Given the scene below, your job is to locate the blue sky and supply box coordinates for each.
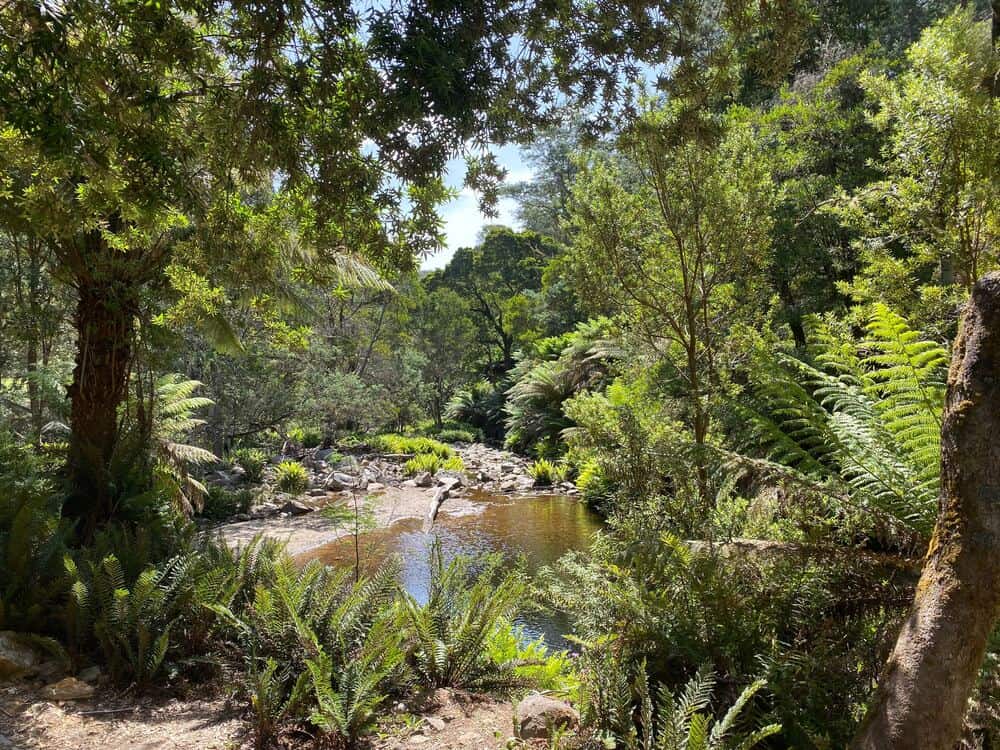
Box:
[421,144,533,270]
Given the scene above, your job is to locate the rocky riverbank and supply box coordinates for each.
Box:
[214,442,579,556]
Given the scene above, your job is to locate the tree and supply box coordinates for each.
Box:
[0,0,549,534]
[434,227,559,375]
[567,102,775,512]
[412,288,477,428]
[852,273,1000,749]
[837,8,999,333]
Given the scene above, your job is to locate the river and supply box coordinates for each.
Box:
[300,490,603,648]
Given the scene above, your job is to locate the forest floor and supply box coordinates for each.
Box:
[0,678,532,749]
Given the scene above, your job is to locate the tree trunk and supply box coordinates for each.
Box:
[851,272,1000,750]
[63,267,138,538]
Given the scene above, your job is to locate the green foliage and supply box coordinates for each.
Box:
[274,460,309,494]
[221,557,403,747]
[400,545,529,692]
[65,547,197,685]
[288,425,324,449]
[529,459,564,486]
[505,318,619,455]
[0,438,72,632]
[152,375,219,516]
[543,529,907,746]
[436,428,476,443]
[202,487,254,521]
[485,623,576,694]
[373,434,454,458]
[403,453,465,477]
[744,306,947,546]
[232,448,268,484]
[446,380,509,442]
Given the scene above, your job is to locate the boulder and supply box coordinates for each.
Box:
[414,472,434,488]
[279,500,312,516]
[0,632,43,680]
[42,676,95,701]
[516,694,579,739]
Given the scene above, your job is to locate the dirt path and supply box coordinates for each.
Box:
[0,682,536,750]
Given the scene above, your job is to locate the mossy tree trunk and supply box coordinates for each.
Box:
[852,272,1000,749]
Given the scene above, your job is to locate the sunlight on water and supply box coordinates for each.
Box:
[302,491,603,648]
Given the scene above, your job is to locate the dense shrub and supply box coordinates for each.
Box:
[0,437,72,633]
[543,528,910,746]
[403,453,464,476]
[528,458,563,485]
[400,545,529,691]
[373,434,453,458]
[231,447,267,483]
[202,486,254,520]
[435,428,476,443]
[274,460,309,493]
[288,424,324,448]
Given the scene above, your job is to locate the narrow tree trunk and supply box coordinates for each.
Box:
[63,269,138,538]
[852,272,1000,750]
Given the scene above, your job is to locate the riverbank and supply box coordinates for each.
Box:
[216,441,579,556]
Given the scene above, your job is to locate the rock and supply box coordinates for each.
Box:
[0,733,15,749]
[232,513,252,522]
[279,500,312,516]
[414,471,433,488]
[516,694,579,739]
[315,447,336,461]
[334,472,357,487]
[436,470,464,488]
[42,676,95,701]
[408,737,430,746]
[500,462,516,473]
[77,665,102,683]
[0,631,44,680]
[307,488,328,497]
[423,716,446,732]
[402,479,418,488]
[207,470,238,488]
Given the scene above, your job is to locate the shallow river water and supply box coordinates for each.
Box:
[301,490,603,647]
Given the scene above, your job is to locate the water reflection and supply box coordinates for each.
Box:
[301,492,602,647]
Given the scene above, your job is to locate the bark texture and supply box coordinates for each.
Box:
[852,272,1000,750]
[62,242,139,537]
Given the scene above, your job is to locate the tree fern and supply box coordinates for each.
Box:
[744,308,946,543]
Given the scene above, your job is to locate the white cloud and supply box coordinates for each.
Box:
[420,145,531,271]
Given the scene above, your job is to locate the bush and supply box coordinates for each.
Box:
[529,458,563,486]
[232,448,267,483]
[221,558,403,748]
[202,486,254,520]
[373,434,453,458]
[274,460,309,494]
[0,437,72,633]
[403,453,465,476]
[436,428,476,443]
[288,425,324,449]
[400,545,528,691]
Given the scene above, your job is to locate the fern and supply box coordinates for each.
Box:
[152,374,218,515]
[744,308,946,544]
[400,544,529,692]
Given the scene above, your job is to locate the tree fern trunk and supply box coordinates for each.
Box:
[852,272,1000,750]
